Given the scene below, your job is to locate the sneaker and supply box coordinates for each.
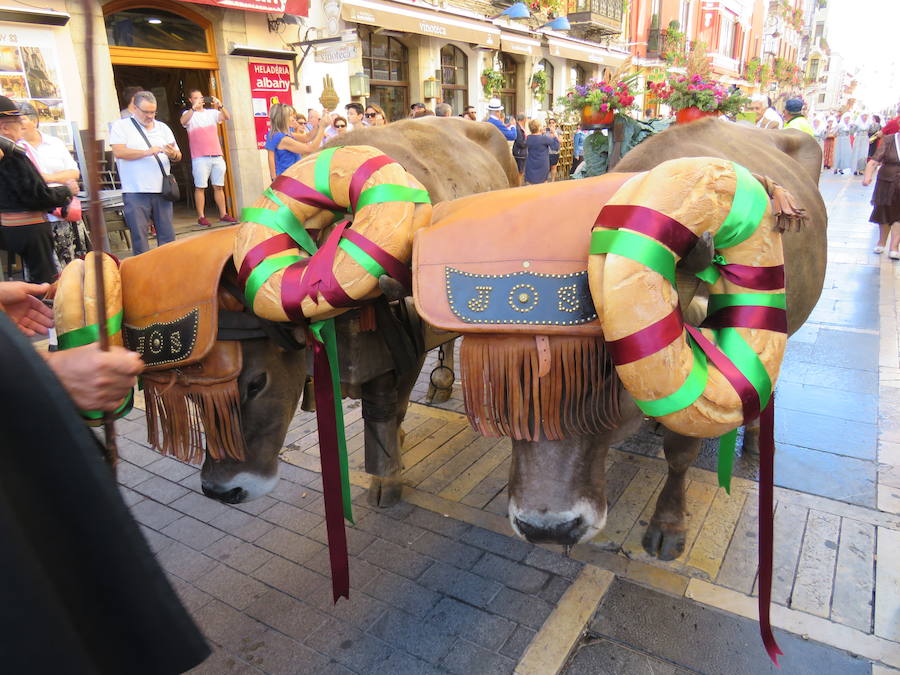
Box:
[874,246,885,253]
[197,216,212,227]
[220,214,239,224]
[890,251,900,260]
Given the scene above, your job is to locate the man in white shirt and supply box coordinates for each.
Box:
[344,103,365,130]
[109,91,182,255]
[179,89,236,227]
[750,95,784,130]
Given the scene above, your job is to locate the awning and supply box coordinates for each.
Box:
[500,33,541,56]
[182,0,308,15]
[341,0,499,49]
[546,36,627,65]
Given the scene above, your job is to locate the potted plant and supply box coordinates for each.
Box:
[481,68,505,97]
[562,75,637,128]
[646,73,748,123]
[530,69,548,99]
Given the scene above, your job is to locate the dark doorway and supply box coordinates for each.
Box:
[112,64,233,218]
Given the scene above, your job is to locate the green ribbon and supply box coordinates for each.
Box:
[634,337,708,417]
[708,292,786,313]
[243,254,304,309]
[717,428,739,494]
[590,229,677,287]
[310,319,354,523]
[57,311,123,350]
[355,185,431,211]
[56,310,132,423]
[714,162,769,250]
[338,238,385,279]
[713,327,773,410]
[314,147,338,201]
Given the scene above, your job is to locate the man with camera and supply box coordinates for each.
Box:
[109,90,181,255]
[180,89,237,228]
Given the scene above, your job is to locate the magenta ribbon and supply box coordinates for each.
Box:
[238,233,296,287]
[758,397,782,665]
[312,335,351,601]
[272,174,343,212]
[718,263,785,290]
[702,305,788,333]
[288,220,355,311]
[348,155,395,212]
[597,204,699,257]
[341,229,412,290]
[606,307,684,365]
[685,325,760,422]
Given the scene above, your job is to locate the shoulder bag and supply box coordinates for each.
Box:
[129,117,180,202]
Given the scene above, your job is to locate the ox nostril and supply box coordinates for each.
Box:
[202,485,245,504]
[514,516,584,545]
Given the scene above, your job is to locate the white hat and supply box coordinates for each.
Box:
[487,97,503,111]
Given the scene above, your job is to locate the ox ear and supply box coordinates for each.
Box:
[291,326,308,348]
[378,274,409,301]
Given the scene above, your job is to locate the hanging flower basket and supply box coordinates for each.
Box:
[581,106,615,129]
[674,106,720,124]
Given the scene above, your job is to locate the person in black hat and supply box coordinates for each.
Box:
[0,95,72,282]
[783,98,815,136]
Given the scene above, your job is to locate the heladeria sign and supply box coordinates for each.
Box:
[248,61,292,149]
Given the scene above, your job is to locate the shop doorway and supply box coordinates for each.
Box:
[112,64,234,225]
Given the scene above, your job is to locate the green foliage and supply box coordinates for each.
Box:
[530,69,548,99]
[481,68,505,97]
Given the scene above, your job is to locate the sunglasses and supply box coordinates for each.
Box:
[335,124,346,128]
[365,112,377,118]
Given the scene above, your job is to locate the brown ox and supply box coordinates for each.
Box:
[417,120,826,559]
[192,118,516,502]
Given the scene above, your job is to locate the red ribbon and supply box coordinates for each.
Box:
[288,221,355,311]
[718,263,785,290]
[606,307,684,365]
[758,397,783,665]
[702,305,788,333]
[280,260,313,322]
[342,229,412,291]
[272,175,343,212]
[684,325,760,422]
[597,204,699,258]
[348,155,395,212]
[238,233,296,286]
[312,336,351,602]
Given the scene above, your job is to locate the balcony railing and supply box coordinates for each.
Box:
[566,0,625,33]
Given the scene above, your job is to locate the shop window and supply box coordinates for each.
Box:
[440,44,468,115]
[537,59,554,110]
[105,8,207,52]
[571,64,586,87]
[360,27,408,123]
[499,53,518,117]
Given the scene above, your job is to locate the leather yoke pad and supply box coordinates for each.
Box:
[120,227,238,371]
[413,173,635,335]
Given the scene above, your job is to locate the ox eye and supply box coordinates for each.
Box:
[247,372,268,399]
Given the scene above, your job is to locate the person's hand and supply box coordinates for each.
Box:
[862,176,872,187]
[0,281,53,336]
[192,99,204,112]
[212,97,222,109]
[66,179,79,196]
[146,146,164,157]
[45,344,143,411]
[163,144,178,159]
[319,112,330,128]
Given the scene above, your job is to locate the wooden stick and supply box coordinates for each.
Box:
[82,0,118,470]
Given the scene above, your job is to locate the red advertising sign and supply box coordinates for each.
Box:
[249,61,293,150]
[182,0,308,16]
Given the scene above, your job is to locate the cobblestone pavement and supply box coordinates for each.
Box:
[105,171,899,674]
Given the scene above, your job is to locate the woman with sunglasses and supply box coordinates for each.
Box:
[332,115,349,135]
[364,104,388,127]
[265,104,327,179]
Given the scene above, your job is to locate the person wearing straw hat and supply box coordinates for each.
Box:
[485,98,516,140]
[0,95,71,283]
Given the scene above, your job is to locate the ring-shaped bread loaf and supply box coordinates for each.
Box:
[589,157,787,438]
[234,145,432,322]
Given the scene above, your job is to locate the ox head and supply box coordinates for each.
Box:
[200,334,307,503]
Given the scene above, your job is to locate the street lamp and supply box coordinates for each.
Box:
[349,72,370,98]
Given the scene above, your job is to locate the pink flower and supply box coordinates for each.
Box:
[600,103,609,112]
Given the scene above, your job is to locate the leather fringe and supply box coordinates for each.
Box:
[460,335,621,441]
[751,172,808,232]
[143,373,246,464]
